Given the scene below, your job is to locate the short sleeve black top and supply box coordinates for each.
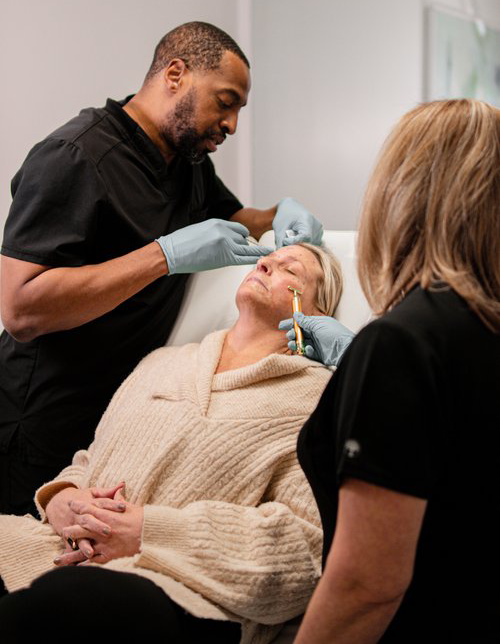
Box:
[0,97,242,465]
[298,287,500,643]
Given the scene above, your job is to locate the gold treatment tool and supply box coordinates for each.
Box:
[288,286,305,355]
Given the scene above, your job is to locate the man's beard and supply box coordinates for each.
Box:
[161,88,216,165]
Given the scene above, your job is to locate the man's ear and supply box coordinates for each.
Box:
[163,58,189,93]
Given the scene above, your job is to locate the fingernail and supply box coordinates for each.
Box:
[53,557,61,564]
[118,503,126,510]
[83,548,92,558]
[102,527,111,535]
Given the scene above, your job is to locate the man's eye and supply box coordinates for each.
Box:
[218,99,231,109]
[286,269,296,275]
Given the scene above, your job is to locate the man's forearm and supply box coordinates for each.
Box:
[2,242,167,342]
[230,206,277,240]
[294,573,403,644]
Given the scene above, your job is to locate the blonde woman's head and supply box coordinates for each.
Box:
[357,99,500,332]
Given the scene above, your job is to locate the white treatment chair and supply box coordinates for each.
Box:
[166,230,372,643]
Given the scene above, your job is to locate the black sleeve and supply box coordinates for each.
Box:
[1,138,107,267]
[332,320,440,499]
[203,158,243,221]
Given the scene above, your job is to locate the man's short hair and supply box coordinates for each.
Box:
[145,21,250,82]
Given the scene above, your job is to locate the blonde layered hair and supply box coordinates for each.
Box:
[358,99,500,332]
[298,242,343,317]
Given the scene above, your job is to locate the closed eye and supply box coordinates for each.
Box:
[218,98,232,109]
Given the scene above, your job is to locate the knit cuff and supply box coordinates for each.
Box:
[135,504,198,582]
[35,481,78,523]
[140,504,190,553]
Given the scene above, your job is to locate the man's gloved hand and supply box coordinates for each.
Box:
[273,197,324,248]
[279,312,354,367]
[156,219,272,275]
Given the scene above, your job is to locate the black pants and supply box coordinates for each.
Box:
[0,567,241,642]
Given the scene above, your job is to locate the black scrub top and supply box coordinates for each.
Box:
[298,286,500,643]
[0,97,242,466]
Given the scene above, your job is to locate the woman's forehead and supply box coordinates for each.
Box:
[271,246,322,274]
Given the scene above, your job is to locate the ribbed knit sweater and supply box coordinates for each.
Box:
[0,330,332,644]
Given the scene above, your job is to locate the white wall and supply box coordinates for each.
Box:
[251,0,500,229]
[1,0,500,237]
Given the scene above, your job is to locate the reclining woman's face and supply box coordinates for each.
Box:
[236,245,324,324]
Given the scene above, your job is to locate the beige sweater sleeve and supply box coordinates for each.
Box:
[134,455,322,625]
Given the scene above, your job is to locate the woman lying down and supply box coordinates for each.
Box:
[0,243,342,644]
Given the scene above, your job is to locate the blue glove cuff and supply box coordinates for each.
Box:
[155,237,176,275]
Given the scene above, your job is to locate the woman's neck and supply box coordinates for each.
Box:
[216,315,289,374]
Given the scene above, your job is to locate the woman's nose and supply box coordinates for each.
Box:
[257,256,272,273]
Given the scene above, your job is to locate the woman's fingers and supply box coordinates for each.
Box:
[54,548,87,567]
[77,538,95,559]
[61,520,111,544]
[86,497,126,512]
[61,524,94,543]
[90,482,125,499]
[77,552,108,566]
[68,500,116,532]
[113,488,126,502]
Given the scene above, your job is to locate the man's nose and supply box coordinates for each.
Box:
[221,110,239,136]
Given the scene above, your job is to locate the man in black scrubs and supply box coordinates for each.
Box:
[0,21,323,516]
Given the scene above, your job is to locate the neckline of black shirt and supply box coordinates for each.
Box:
[104,95,183,181]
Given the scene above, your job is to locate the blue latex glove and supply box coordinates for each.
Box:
[273,197,324,248]
[156,219,272,274]
[278,312,354,367]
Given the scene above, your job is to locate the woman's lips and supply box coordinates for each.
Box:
[246,276,269,290]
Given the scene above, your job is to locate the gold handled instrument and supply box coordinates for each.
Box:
[288,286,305,355]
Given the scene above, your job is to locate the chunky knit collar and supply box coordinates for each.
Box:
[195,330,326,415]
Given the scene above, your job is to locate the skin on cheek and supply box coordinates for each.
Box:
[275,283,303,320]
[278,273,315,313]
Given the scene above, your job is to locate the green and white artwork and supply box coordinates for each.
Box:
[426,6,500,107]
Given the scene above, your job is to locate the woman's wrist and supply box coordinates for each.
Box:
[38,482,78,513]
[45,485,79,531]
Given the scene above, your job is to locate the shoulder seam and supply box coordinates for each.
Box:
[47,111,133,171]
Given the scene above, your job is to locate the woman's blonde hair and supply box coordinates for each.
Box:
[357,99,500,332]
[298,242,343,317]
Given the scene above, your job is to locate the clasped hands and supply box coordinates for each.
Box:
[46,482,143,567]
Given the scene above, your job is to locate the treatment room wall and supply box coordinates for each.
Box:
[2,0,500,258]
[250,0,500,230]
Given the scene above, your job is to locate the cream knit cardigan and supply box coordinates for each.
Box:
[0,330,331,644]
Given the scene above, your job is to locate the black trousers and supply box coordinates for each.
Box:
[0,567,241,643]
